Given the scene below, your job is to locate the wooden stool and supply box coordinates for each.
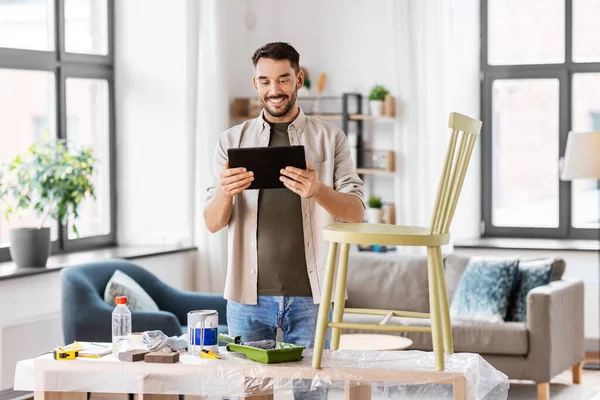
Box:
[312,112,482,371]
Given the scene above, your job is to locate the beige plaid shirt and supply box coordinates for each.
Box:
[206,108,364,304]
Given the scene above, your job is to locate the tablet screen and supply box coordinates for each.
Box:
[227,145,306,190]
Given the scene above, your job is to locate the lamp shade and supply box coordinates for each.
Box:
[561,132,600,180]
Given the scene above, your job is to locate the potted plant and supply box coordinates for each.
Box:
[0,135,95,268]
[368,85,390,116]
[367,195,383,224]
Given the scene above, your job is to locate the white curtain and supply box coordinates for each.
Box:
[192,0,229,293]
[387,0,455,254]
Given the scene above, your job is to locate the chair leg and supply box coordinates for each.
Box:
[434,246,453,354]
[312,242,339,369]
[331,243,351,350]
[427,247,444,371]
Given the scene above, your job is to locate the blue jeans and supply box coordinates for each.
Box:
[227,296,331,400]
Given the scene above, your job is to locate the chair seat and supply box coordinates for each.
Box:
[322,223,450,246]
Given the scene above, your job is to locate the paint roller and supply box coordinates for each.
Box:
[218,333,276,350]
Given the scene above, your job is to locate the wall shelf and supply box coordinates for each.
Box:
[356,168,395,175]
[306,114,342,120]
[349,115,395,121]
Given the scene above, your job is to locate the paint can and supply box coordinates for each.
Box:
[187,310,219,355]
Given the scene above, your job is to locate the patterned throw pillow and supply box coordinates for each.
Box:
[450,257,520,323]
[506,259,554,322]
[104,270,160,311]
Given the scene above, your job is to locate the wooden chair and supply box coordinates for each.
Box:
[312,112,482,371]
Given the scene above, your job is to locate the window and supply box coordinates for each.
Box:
[481,0,600,240]
[0,0,115,262]
[0,0,55,51]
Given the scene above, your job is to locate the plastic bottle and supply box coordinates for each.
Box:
[112,296,132,356]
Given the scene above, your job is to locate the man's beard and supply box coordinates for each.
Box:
[261,88,298,119]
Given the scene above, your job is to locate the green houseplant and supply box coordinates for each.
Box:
[0,135,95,268]
[367,195,383,224]
[368,85,390,116]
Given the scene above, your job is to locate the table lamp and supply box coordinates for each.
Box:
[560,131,600,371]
[561,131,600,181]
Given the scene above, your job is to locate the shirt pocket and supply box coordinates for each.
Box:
[307,155,326,165]
[304,143,327,165]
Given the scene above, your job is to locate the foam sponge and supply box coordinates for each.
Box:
[244,339,276,350]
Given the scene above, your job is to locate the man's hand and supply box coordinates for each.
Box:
[219,162,254,197]
[280,161,322,198]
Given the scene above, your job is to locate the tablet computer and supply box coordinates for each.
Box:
[227,145,306,190]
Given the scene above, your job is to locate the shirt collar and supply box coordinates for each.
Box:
[257,106,307,134]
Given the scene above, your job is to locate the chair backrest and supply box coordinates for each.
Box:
[60,259,171,344]
[61,259,165,301]
[430,112,482,235]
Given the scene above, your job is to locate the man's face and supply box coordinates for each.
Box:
[253,58,303,119]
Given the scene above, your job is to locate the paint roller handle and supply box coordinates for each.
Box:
[218,333,241,344]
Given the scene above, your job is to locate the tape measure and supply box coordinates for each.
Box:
[53,341,84,360]
[53,348,79,360]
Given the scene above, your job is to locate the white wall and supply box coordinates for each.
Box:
[115,0,195,247]
[223,0,395,98]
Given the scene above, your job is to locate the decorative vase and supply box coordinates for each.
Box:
[384,204,396,224]
[9,227,51,268]
[369,100,384,116]
[367,208,383,224]
[383,95,396,117]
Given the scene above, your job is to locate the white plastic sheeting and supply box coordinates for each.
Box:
[15,348,508,399]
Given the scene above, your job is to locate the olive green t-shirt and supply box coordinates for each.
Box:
[256,122,312,297]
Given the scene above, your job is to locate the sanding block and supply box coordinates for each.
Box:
[144,351,180,363]
[118,350,150,362]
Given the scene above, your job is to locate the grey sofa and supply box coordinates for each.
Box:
[344,251,585,397]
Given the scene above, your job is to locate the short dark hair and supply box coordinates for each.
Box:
[252,42,300,74]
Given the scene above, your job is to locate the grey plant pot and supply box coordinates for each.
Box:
[9,227,51,268]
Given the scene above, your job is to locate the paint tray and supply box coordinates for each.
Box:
[225,342,305,364]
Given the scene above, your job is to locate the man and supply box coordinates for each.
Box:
[204,42,364,356]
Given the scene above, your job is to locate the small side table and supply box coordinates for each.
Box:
[339,334,413,351]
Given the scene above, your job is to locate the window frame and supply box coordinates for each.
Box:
[0,0,116,262]
[480,0,600,240]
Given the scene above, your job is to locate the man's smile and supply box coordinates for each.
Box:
[268,96,287,106]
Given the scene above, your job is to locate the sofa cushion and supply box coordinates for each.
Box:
[342,313,529,356]
[443,253,471,303]
[550,258,565,281]
[506,259,553,322]
[104,270,160,311]
[450,257,520,322]
[444,255,565,295]
[347,252,430,313]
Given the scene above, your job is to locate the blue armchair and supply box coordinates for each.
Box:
[60,259,228,344]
